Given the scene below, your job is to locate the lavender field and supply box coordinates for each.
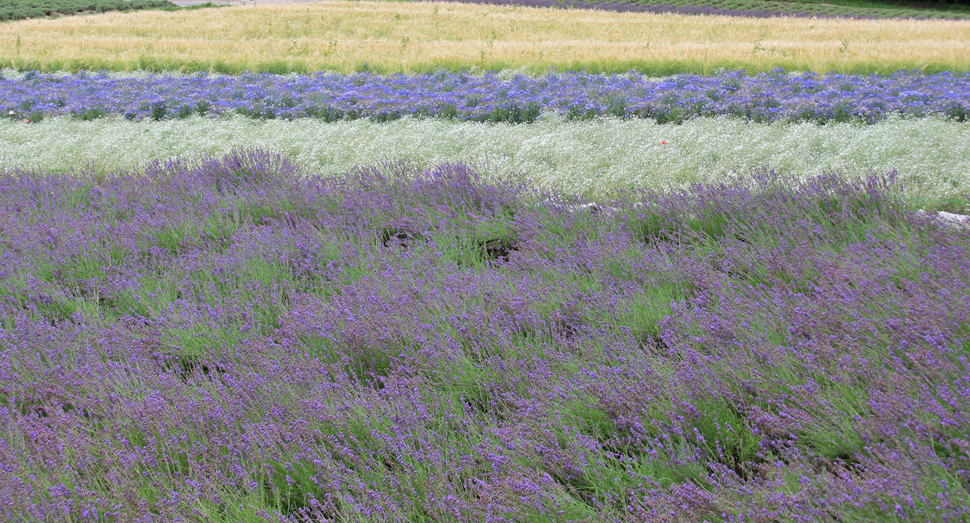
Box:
[1,147,969,521]
[3,1,970,521]
[430,0,970,20]
[3,69,969,125]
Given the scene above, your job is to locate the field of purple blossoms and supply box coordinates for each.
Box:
[2,69,969,125]
[1,147,969,521]
[429,0,970,21]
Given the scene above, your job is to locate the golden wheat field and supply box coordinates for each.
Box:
[2,0,970,74]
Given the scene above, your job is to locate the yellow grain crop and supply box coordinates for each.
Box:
[1,1,969,74]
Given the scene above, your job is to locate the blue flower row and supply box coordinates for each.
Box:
[2,69,968,124]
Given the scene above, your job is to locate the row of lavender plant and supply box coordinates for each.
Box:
[2,148,969,521]
[429,0,970,20]
[2,69,968,125]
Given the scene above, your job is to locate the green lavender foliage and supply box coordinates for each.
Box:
[0,0,181,22]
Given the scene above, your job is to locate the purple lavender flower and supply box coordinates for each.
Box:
[1,149,969,521]
[2,69,968,125]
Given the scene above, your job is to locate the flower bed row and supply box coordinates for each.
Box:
[0,0,176,22]
[437,0,970,20]
[2,148,970,521]
[2,69,969,124]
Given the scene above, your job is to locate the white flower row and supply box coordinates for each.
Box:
[0,113,967,208]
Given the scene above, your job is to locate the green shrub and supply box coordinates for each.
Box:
[1,0,184,22]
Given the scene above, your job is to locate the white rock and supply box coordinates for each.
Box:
[541,199,618,215]
[915,210,970,230]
